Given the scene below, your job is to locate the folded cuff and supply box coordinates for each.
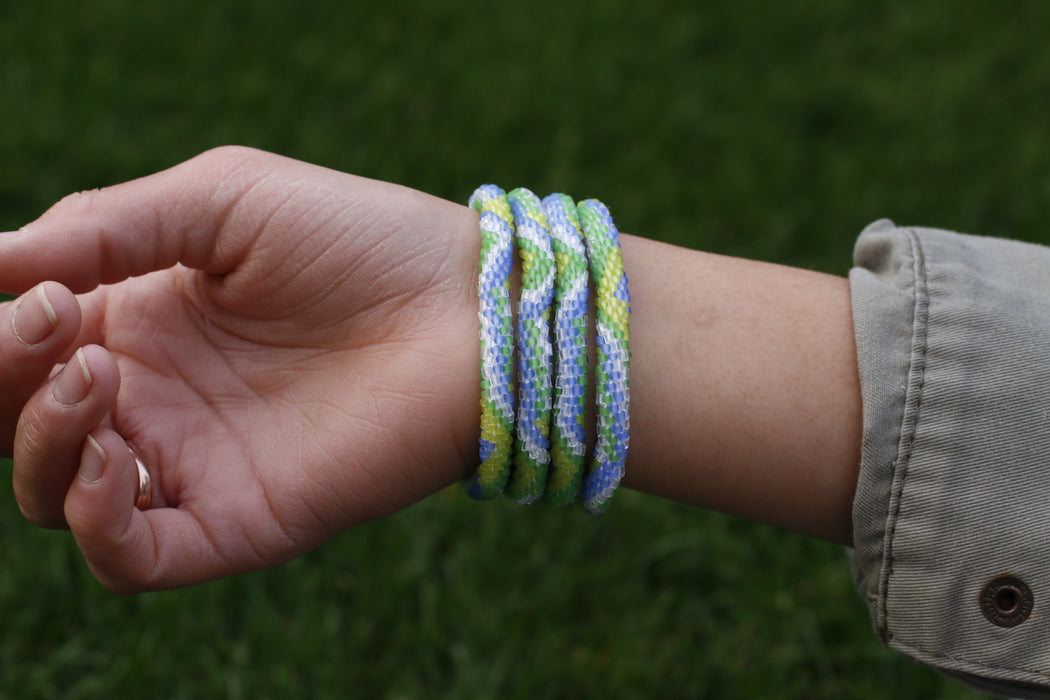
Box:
[850,220,1050,698]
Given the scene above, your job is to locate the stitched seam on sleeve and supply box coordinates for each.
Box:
[876,228,929,642]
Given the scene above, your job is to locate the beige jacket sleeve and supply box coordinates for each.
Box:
[850,220,1050,698]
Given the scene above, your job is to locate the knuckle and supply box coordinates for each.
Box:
[74,517,158,595]
[201,143,248,158]
[94,569,146,596]
[197,144,266,170]
[78,539,152,595]
[15,408,48,459]
[53,188,102,214]
[16,497,66,529]
[47,190,111,239]
[12,419,79,531]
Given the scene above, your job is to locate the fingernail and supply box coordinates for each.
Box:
[11,285,58,346]
[81,435,107,482]
[53,348,93,405]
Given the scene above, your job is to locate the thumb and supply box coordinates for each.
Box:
[0,146,278,295]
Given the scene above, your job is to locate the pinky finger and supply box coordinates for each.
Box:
[64,428,159,593]
[63,428,236,594]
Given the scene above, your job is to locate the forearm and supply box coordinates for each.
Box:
[620,235,861,545]
[452,218,862,544]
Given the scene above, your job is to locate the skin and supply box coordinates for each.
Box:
[0,146,861,593]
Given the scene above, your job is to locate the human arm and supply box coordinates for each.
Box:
[0,147,862,594]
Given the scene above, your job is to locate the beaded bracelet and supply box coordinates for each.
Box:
[578,199,631,514]
[542,193,589,506]
[465,186,630,513]
[505,187,556,505]
[464,184,516,500]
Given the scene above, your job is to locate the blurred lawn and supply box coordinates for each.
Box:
[1,1,1046,697]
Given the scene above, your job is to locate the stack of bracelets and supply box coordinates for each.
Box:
[464,184,631,514]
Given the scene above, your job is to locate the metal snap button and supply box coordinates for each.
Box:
[980,575,1033,627]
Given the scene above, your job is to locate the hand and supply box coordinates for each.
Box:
[0,146,480,592]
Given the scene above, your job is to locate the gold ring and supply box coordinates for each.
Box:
[128,443,152,511]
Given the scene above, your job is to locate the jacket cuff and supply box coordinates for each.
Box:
[850,220,1050,698]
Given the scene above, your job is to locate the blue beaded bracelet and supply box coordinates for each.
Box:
[465,184,516,500]
[578,199,631,514]
[542,193,589,506]
[505,187,556,505]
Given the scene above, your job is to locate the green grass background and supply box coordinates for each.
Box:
[1,1,1047,697]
